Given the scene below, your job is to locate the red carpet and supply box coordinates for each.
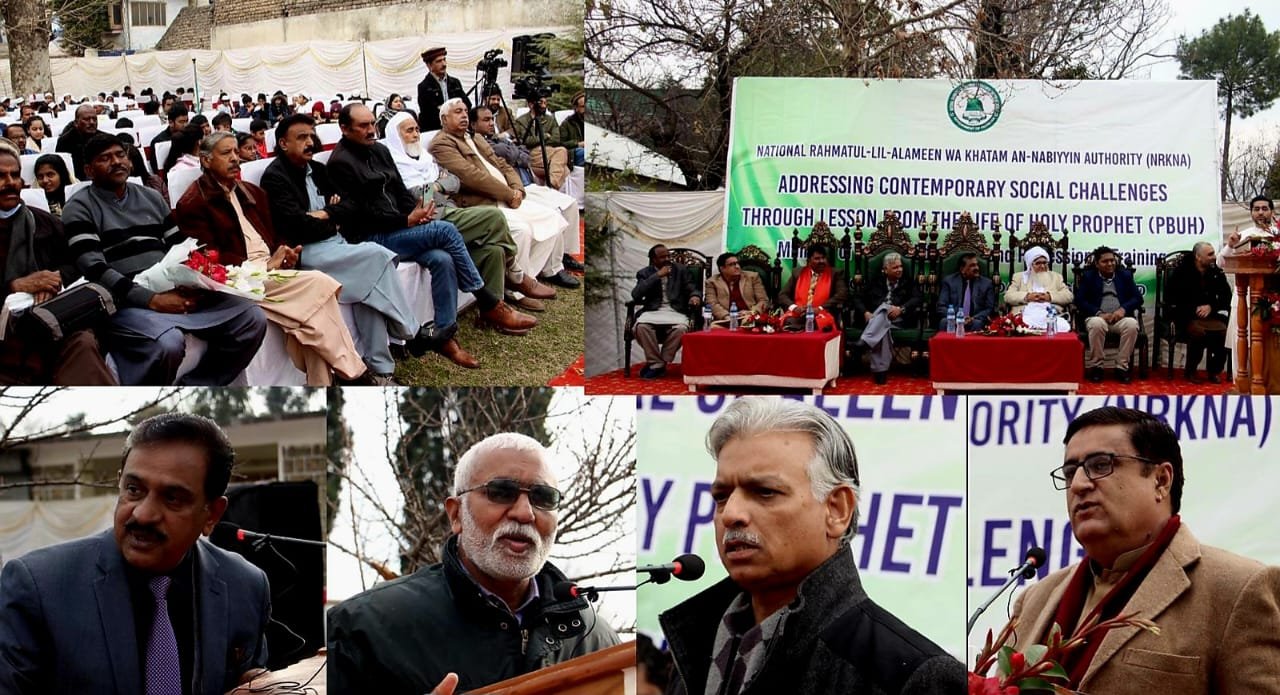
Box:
[549,355,585,386]
[585,363,1237,396]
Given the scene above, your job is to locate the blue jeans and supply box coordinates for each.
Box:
[573,146,584,167]
[367,221,484,330]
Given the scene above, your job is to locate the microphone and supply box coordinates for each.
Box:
[217,522,327,548]
[966,546,1046,635]
[637,553,705,583]
[552,580,637,602]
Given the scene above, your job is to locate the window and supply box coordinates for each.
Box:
[131,2,166,27]
[109,2,123,30]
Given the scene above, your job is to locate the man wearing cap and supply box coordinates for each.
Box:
[417,47,470,133]
[326,432,619,695]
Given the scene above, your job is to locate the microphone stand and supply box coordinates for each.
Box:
[967,562,1038,635]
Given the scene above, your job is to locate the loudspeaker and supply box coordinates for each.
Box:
[210,480,324,671]
[511,33,556,75]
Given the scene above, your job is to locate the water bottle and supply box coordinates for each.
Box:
[805,305,816,333]
[702,303,712,331]
[955,307,966,338]
[729,302,739,331]
[1046,306,1057,337]
[945,305,956,335]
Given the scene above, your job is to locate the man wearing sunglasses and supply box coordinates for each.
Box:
[659,398,963,695]
[1008,406,1280,694]
[326,432,619,695]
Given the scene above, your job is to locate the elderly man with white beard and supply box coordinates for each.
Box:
[383,111,557,312]
[1004,245,1073,331]
[326,433,619,695]
[428,98,580,290]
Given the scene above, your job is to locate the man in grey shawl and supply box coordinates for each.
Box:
[63,133,268,385]
[259,113,422,384]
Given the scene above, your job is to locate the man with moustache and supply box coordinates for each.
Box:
[54,104,100,174]
[660,398,962,695]
[0,413,272,694]
[705,251,768,320]
[1009,406,1280,693]
[417,46,470,133]
[326,433,619,695]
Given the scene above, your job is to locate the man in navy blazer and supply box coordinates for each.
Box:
[1074,246,1142,383]
[936,252,996,332]
[0,413,271,695]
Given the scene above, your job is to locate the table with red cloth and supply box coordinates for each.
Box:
[681,328,842,393]
[929,332,1083,393]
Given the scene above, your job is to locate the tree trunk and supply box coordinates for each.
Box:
[1221,89,1233,201]
[2,0,54,96]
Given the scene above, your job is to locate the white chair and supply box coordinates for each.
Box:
[64,180,91,200]
[20,188,49,212]
[19,152,73,187]
[555,109,572,125]
[232,118,252,133]
[239,158,273,187]
[154,141,173,170]
[41,136,58,154]
[167,167,203,208]
[315,123,341,148]
[138,124,167,147]
[265,130,277,152]
[243,325,307,386]
[312,150,331,164]
[131,114,162,129]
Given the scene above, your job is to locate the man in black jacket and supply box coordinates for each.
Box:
[259,114,423,384]
[631,244,701,379]
[660,398,964,695]
[1169,241,1232,383]
[327,105,536,367]
[417,46,470,133]
[851,252,921,385]
[326,433,620,695]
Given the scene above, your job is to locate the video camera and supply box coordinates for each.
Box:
[512,69,560,103]
[477,49,508,84]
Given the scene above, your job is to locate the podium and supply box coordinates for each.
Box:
[1222,255,1277,394]
[470,642,637,695]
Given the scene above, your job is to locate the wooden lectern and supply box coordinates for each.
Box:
[469,642,636,695]
[1222,254,1278,394]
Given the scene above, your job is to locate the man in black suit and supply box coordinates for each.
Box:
[631,244,702,378]
[852,252,921,384]
[936,252,996,332]
[416,47,470,133]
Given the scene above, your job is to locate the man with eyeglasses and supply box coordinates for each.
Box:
[326,432,619,695]
[705,252,767,322]
[660,398,963,695]
[1009,406,1280,694]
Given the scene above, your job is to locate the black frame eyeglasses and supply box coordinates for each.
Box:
[457,478,563,511]
[1050,452,1153,490]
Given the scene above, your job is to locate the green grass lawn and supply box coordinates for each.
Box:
[393,283,583,385]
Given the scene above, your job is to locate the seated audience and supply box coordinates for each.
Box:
[1004,246,1072,329]
[1075,245,1142,383]
[175,132,371,385]
[561,91,585,167]
[212,112,234,132]
[236,132,260,161]
[376,93,416,138]
[429,99,578,289]
[250,119,270,159]
[33,154,73,217]
[63,133,268,385]
[55,104,100,174]
[328,104,535,367]
[0,147,114,385]
[1168,241,1231,383]
[851,251,919,384]
[705,251,767,320]
[23,115,48,152]
[162,124,204,176]
[936,251,995,332]
[383,110,554,312]
[631,244,701,378]
[3,124,37,154]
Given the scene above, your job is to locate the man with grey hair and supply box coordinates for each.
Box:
[852,251,922,385]
[1168,240,1231,382]
[326,432,619,695]
[660,398,962,695]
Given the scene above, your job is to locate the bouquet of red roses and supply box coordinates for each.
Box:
[184,248,229,284]
[1252,290,1280,328]
[135,238,291,301]
[983,313,1041,337]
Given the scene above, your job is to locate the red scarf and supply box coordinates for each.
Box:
[1049,515,1181,687]
[796,266,833,307]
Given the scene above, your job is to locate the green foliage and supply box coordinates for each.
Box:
[1177,10,1280,119]
[325,386,349,531]
[264,387,318,414]
[187,389,252,426]
[53,0,112,57]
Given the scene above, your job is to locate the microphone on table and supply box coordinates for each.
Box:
[967,546,1046,635]
[552,553,706,602]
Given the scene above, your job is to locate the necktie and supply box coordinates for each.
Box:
[145,576,182,695]
[806,272,819,304]
[962,281,972,316]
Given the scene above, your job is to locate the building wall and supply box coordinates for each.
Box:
[126,0,193,50]
[210,0,574,49]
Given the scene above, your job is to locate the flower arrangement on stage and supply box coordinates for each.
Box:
[968,613,1160,694]
[982,313,1042,337]
[1252,290,1280,330]
[738,309,784,333]
[1247,238,1280,268]
[135,238,295,301]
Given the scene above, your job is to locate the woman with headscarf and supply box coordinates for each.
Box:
[376,93,416,138]
[1004,245,1072,330]
[33,154,73,217]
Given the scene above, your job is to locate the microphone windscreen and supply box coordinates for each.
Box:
[1025,546,1047,568]
[673,553,705,581]
[552,581,578,602]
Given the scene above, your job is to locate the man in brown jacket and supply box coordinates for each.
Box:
[427,98,578,289]
[1011,406,1280,694]
[705,252,768,321]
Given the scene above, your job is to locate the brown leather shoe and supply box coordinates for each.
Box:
[437,338,480,369]
[511,274,556,300]
[479,302,538,335]
[506,292,547,312]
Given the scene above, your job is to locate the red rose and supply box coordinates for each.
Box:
[210,266,228,283]
[205,249,220,264]
[967,674,1016,695]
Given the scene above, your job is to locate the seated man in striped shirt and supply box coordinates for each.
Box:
[63,133,268,385]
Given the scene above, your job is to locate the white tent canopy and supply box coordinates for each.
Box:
[586,123,687,186]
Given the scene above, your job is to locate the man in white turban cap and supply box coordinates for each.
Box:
[1004,245,1072,331]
